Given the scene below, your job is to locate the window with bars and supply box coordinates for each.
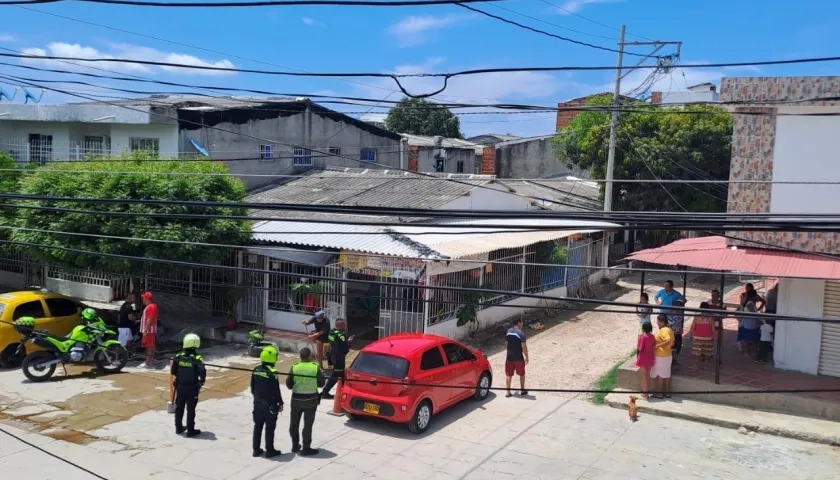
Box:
[260,144,273,160]
[129,137,160,155]
[360,149,376,163]
[294,147,313,166]
[328,147,341,156]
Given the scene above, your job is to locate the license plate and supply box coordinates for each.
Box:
[363,402,380,415]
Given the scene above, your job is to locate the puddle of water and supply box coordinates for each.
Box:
[41,427,98,445]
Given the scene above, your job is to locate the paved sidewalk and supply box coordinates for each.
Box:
[606,389,840,446]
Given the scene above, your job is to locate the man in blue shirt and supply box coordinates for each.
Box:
[655,280,684,310]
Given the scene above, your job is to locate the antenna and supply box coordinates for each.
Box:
[0,86,19,102]
[373,326,394,347]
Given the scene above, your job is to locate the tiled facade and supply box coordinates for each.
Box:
[720,76,840,254]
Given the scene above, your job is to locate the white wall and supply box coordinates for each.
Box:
[658,90,718,105]
[111,124,179,157]
[771,114,840,215]
[774,277,824,374]
[442,185,532,211]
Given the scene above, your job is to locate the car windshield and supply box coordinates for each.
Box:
[350,352,410,379]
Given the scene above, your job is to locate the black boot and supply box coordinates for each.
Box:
[253,448,264,458]
[186,429,202,438]
[300,447,319,456]
[264,448,282,458]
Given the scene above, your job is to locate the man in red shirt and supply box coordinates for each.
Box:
[139,291,158,368]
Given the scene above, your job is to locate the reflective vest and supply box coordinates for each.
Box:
[291,361,319,394]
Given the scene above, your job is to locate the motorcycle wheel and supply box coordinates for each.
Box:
[22,351,58,382]
[94,345,129,373]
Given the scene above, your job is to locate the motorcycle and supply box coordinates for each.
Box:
[13,317,129,382]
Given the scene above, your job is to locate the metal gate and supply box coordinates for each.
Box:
[378,276,424,337]
[321,261,345,320]
[241,254,267,325]
[819,281,840,377]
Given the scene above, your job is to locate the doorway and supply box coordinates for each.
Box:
[345,272,380,341]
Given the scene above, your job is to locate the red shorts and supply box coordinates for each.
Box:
[141,334,156,348]
[505,361,525,376]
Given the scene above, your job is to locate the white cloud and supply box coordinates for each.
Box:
[19,42,236,76]
[0,33,16,42]
[386,15,468,47]
[557,0,621,15]
[302,17,322,26]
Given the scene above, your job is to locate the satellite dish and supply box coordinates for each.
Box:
[189,138,210,157]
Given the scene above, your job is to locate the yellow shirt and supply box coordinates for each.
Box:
[654,327,674,357]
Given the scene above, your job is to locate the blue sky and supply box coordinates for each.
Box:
[1,0,839,137]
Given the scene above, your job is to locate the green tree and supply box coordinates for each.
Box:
[554,96,732,244]
[10,152,250,273]
[384,97,463,138]
[0,150,29,240]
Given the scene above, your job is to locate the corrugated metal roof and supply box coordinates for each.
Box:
[497,180,600,211]
[251,218,618,259]
[251,220,429,257]
[626,236,840,280]
[401,134,485,154]
[245,167,493,211]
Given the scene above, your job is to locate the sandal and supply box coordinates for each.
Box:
[505,392,512,398]
[651,394,664,399]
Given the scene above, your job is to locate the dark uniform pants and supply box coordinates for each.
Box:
[323,363,345,395]
[175,388,198,431]
[289,406,316,448]
[252,404,278,451]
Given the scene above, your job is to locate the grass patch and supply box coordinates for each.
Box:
[591,351,635,405]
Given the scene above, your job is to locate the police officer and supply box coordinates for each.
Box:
[169,333,206,437]
[250,345,284,458]
[285,347,325,456]
[321,319,353,400]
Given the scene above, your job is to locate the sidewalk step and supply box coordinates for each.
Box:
[605,389,840,447]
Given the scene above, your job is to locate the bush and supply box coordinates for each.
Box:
[10,152,250,273]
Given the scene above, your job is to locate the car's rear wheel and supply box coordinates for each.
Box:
[473,371,492,400]
[408,400,432,434]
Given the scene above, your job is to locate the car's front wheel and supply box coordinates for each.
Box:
[473,371,492,400]
[408,400,433,434]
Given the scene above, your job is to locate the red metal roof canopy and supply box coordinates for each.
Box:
[625,236,840,280]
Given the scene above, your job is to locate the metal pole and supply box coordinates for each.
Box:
[602,24,626,269]
[715,273,725,384]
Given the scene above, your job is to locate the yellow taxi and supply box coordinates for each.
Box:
[0,290,85,368]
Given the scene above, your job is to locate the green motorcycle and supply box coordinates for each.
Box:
[13,315,129,382]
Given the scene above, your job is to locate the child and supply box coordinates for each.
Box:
[635,322,655,399]
[690,302,715,366]
[757,318,774,363]
[635,292,652,335]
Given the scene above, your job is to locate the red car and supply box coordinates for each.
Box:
[339,333,493,434]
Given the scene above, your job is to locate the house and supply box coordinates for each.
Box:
[466,133,521,145]
[401,134,482,174]
[650,82,719,105]
[628,76,840,380]
[489,135,592,179]
[0,95,406,191]
[239,167,613,340]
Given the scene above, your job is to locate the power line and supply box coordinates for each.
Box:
[0,0,497,6]
[0,237,832,323]
[536,0,653,41]
[456,4,647,57]
[3,50,840,81]
[484,2,616,40]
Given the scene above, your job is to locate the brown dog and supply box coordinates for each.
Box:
[628,395,639,422]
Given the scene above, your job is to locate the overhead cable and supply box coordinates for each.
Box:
[0,237,832,323]
[0,0,498,6]
[455,4,647,57]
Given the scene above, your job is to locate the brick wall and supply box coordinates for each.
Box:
[481,147,495,174]
[408,145,419,172]
[555,93,619,131]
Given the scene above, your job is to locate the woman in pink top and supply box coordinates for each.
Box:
[635,322,655,399]
[690,301,716,367]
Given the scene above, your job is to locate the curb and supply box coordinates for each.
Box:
[604,395,840,447]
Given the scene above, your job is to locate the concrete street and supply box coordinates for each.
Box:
[1,345,839,480]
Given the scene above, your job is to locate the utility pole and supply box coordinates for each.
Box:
[601,26,682,268]
[602,25,625,269]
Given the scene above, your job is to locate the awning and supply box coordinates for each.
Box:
[625,236,840,280]
[247,247,335,267]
